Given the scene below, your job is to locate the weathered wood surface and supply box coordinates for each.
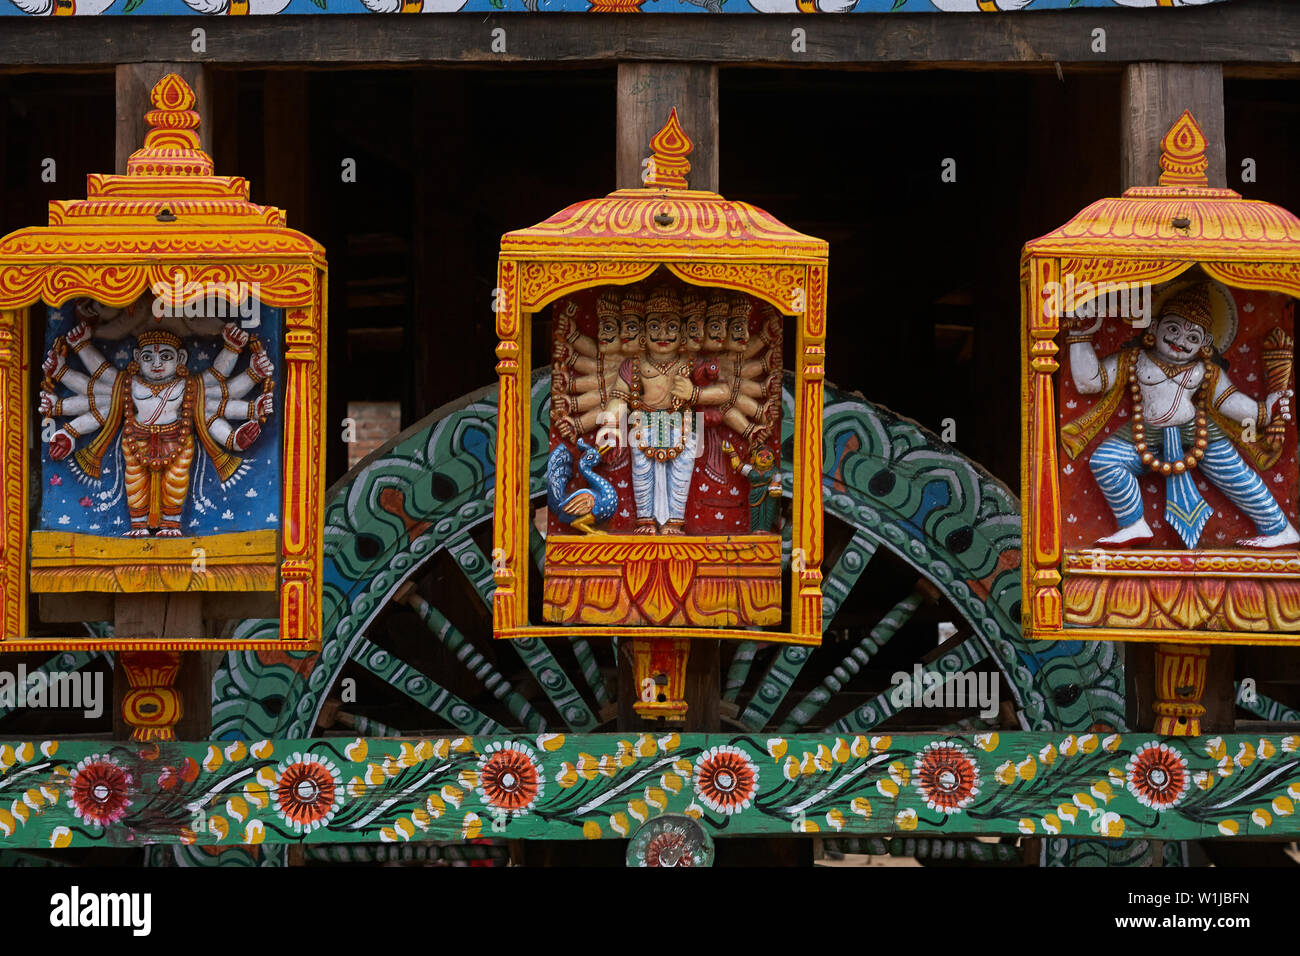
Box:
[616,63,717,192]
[1121,63,1227,191]
[2,4,1300,68]
[0,732,1296,849]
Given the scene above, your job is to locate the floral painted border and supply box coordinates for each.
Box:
[0,731,1295,849]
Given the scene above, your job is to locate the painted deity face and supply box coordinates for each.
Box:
[1152,314,1207,363]
[620,315,643,354]
[645,314,682,358]
[728,315,751,350]
[597,315,620,349]
[135,344,184,383]
[684,316,704,351]
[754,447,775,471]
[704,316,727,351]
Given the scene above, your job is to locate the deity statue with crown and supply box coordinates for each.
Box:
[1062,280,1296,550]
[38,297,276,538]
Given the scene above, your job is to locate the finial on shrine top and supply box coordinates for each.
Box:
[644,108,693,190]
[1157,110,1209,187]
[126,73,214,178]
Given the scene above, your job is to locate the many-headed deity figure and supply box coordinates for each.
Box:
[40,314,275,538]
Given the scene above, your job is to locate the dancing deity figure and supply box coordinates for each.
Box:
[41,321,275,538]
[1063,284,1296,549]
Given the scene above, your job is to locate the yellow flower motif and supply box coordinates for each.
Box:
[40,741,58,759]
[431,739,450,760]
[831,738,852,764]
[399,743,419,768]
[1102,734,1122,752]
[1258,738,1276,760]
[1090,780,1114,804]
[414,740,433,761]
[1235,742,1256,769]
[1217,755,1234,778]
[610,812,630,837]
[888,761,909,786]
[1057,803,1078,824]
[224,741,247,762]
[871,736,892,753]
[426,794,446,819]
[203,745,223,773]
[645,787,668,811]
[674,758,693,776]
[800,752,819,776]
[850,736,871,758]
[22,789,43,811]
[440,785,464,809]
[815,746,835,772]
[1289,782,1300,800]
[1107,768,1124,788]
[684,803,703,820]
[583,820,602,840]
[11,802,29,824]
[40,786,59,805]
[597,755,618,778]
[0,808,17,837]
[451,738,476,754]
[209,815,230,841]
[1073,792,1097,814]
[537,733,565,752]
[783,756,801,781]
[247,781,272,808]
[628,799,649,824]
[1192,771,1214,792]
[995,761,1016,786]
[382,756,401,778]
[1251,808,1272,829]
[0,745,15,771]
[458,770,480,790]
[661,772,684,795]
[244,820,266,845]
[226,796,249,823]
[345,777,365,801]
[1281,736,1299,754]
[1078,734,1099,754]
[658,733,681,753]
[379,827,398,843]
[851,797,872,818]
[826,809,846,832]
[1204,736,1226,760]
[795,816,821,833]
[1017,756,1037,782]
[576,753,600,781]
[1096,811,1124,838]
[895,809,918,831]
[974,732,999,752]
[49,827,73,849]
[1217,819,1239,836]
[364,763,386,787]
[1059,735,1078,757]
[1039,743,1058,766]
[767,738,788,760]
[462,813,482,839]
[15,743,33,763]
[1017,818,1035,835]
[877,779,899,799]
[635,734,658,758]
[1272,796,1294,816]
[250,739,274,760]
[411,808,431,831]
[1042,814,1061,835]
[615,742,636,769]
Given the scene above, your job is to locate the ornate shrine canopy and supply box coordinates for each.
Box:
[0,0,1228,17]
[0,73,323,312]
[500,110,826,265]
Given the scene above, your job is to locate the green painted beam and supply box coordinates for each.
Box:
[0,731,1295,849]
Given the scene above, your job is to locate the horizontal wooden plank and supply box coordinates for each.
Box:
[0,4,1299,68]
[0,731,1296,848]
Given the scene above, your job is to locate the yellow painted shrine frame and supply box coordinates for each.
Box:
[1020,112,1300,648]
[0,74,327,651]
[491,112,829,646]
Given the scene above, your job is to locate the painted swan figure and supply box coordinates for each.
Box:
[547,439,616,534]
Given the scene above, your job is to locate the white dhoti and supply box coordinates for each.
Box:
[630,431,698,526]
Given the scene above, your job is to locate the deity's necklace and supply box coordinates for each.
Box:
[1130,353,1213,476]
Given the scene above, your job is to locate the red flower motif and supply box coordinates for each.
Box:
[914,741,980,814]
[477,742,543,817]
[273,754,342,834]
[49,475,62,487]
[1126,742,1189,810]
[79,496,93,507]
[693,745,759,815]
[67,754,133,827]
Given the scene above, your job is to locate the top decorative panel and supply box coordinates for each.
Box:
[0,0,1230,16]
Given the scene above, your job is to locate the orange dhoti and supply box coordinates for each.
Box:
[122,419,195,533]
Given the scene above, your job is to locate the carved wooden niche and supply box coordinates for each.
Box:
[492,111,829,719]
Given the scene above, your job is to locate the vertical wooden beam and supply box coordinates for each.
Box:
[616,63,718,192]
[1119,63,1233,737]
[614,63,720,734]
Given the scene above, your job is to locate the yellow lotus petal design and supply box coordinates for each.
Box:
[209,815,229,841]
[1079,734,1099,754]
[538,733,565,752]
[399,743,419,768]
[661,772,684,794]
[426,794,446,818]
[364,764,386,787]
[800,752,819,776]
[636,734,658,758]
[458,770,481,790]
[1204,736,1226,760]
[610,812,630,837]
[1018,818,1035,835]
[251,739,274,760]
[645,787,668,810]
[203,746,223,773]
[441,785,465,809]
[1258,738,1277,760]
[0,745,14,770]
[432,739,450,759]
[1017,757,1037,782]
[628,799,649,823]
[684,803,703,820]
[871,736,892,753]
[345,778,365,801]
[1097,812,1124,838]
[783,756,801,781]
[598,755,618,778]
[1192,771,1214,792]
[1091,781,1114,803]
[557,763,579,788]
[576,753,599,781]
[797,817,821,833]
[11,802,29,824]
[256,767,277,789]
[851,797,872,818]
[831,738,851,764]
[1217,755,1234,777]
[414,740,433,761]
[1281,736,1298,754]
[815,745,834,772]
[247,782,272,807]
[1042,814,1061,835]
[767,738,788,760]
[974,732,999,752]
[895,809,917,831]
[1107,768,1124,788]
[658,733,681,753]
[887,761,909,785]
[877,779,899,799]
[1251,809,1272,829]
[224,741,247,762]
[451,737,475,753]
[1289,782,1300,800]
[995,761,1016,786]
[379,827,398,843]
[40,741,58,759]
[583,820,602,840]
[1059,735,1078,756]
[1217,819,1239,836]
[1073,793,1097,813]
[15,743,33,763]
[1039,743,1057,765]
[826,809,845,831]
[244,820,266,845]
[226,796,249,823]
[49,827,73,849]
[1058,803,1077,824]
[1272,796,1294,816]
[0,808,16,837]
[40,786,59,804]
[412,807,431,831]
[22,789,43,810]
[462,813,482,839]
[850,736,871,758]
[1235,742,1257,769]
[1102,734,1122,752]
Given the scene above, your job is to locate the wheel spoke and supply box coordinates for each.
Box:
[820,529,880,628]
[826,634,989,734]
[722,641,760,704]
[0,651,108,723]
[532,524,612,707]
[1234,680,1300,723]
[400,588,546,732]
[739,645,813,731]
[349,636,502,735]
[781,586,925,732]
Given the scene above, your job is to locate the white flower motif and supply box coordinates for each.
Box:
[1243,302,1255,313]
[1065,399,1077,409]
[57,514,70,525]
[619,509,630,518]
[617,481,628,489]
[245,489,258,498]
[221,509,235,520]
[1062,463,1074,475]
[266,513,279,522]
[714,512,724,520]
[698,483,709,492]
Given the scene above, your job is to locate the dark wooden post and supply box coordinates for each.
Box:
[1119,63,1235,739]
[613,63,720,735]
